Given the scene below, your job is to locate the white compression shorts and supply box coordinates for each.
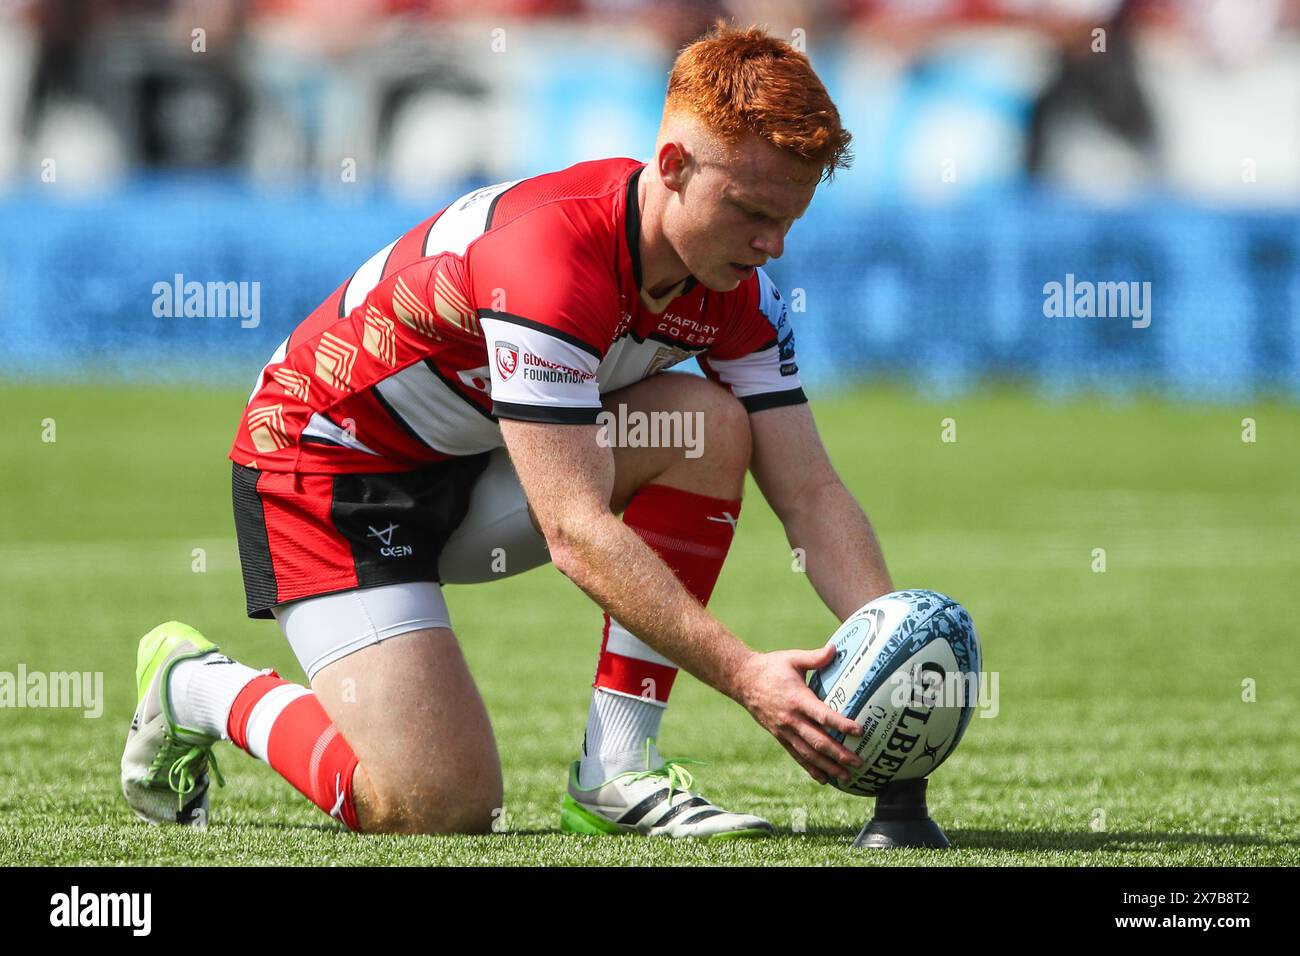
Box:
[271,446,552,681]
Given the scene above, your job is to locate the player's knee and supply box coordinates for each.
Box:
[363,775,502,836]
[698,383,751,474]
[356,749,503,836]
[409,800,498,837]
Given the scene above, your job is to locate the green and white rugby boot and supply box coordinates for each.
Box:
[561,738,773,840]
[120,621,225,827]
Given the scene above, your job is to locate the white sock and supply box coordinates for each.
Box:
[578,687,665,788]
[167,652,263,740]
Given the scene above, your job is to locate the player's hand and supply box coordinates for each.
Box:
[733,645,865,785]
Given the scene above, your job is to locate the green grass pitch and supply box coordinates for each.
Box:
[1,382,1297,866]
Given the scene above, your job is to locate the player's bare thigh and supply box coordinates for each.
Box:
[309,627,502,835]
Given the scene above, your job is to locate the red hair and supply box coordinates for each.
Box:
[665,23,853,182]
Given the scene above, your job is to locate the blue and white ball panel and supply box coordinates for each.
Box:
[809,589,981,797]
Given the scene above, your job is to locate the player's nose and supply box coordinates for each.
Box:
[752,230,783,261]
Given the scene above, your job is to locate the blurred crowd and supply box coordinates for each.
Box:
[3,0,1299,202]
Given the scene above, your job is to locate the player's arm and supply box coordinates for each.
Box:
[704,267,892,621]
[749,401,893,621]
[498,417,865,784]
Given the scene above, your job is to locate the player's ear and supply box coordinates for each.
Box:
[657,141,690,194]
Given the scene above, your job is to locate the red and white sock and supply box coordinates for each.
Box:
[226,673,361,831]
[579,483,741,787]
[169,656,362,830]
[168,654,261,739]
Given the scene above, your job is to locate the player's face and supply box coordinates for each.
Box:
[674,136,818,292]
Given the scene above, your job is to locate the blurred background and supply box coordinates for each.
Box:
[1,0,1299,396]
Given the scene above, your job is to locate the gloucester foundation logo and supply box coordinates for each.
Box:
[495,341,520,380]
[520,351,594,385]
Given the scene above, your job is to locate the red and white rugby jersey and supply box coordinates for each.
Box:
[230,158,806,474]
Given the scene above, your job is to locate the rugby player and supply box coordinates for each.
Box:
[121,24,893,838]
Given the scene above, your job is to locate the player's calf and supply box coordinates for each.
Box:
[124,617,502,836]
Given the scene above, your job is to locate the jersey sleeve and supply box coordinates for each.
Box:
[698,267,807,413]
[467,204,617,424]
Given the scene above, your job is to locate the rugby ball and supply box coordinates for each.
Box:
[808,589,981,797]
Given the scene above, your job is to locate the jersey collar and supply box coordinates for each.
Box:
[624,164,697,312]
